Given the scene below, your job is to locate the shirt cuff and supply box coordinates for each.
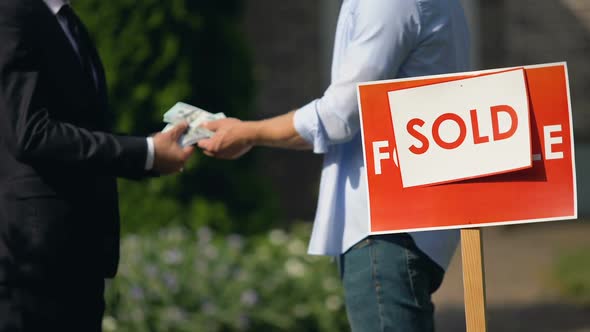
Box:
[145,137,155,170]
[294,99,329,154]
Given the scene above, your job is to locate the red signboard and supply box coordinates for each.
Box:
[358,63,577,233]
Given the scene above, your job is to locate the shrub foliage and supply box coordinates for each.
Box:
[103,224,349,332]
[76,1,278,235]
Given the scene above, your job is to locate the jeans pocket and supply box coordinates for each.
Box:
[404,248,436,309]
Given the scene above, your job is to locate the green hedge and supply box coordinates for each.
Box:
[103,224,349,332]
[76,1,279,235]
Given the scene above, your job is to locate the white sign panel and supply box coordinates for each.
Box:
[387,69,532,188]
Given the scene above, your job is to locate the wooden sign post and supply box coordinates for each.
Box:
[461,228,488,332]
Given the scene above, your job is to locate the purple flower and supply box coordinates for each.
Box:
[130,286,144,300]
[201,301,218,316]
[197,227,213,244]
[162,249,183,265]
[163,272,179,291]
[240,289,258,307]
[227,234,244,250]
[144,264,158,278]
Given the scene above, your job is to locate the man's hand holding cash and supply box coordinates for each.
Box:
[161,102,226,147]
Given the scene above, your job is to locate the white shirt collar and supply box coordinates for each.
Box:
[43,0,70,15]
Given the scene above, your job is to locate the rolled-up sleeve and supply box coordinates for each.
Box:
[293,99,329,153]
[293,0,421,153]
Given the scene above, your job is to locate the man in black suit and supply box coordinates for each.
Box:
[0,0,194,331]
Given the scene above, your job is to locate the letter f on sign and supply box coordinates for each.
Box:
[373,141,390,175]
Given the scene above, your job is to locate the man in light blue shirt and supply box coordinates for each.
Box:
[199,0,470,330]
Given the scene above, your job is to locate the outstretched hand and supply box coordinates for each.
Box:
[198,118,255,159]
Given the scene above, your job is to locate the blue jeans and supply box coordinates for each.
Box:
[338,233,444,332]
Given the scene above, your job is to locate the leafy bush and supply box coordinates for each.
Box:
[553,248,590,305]
[75,1,279,235]
[103,224,349,332]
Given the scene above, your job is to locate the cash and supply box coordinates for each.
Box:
[161,102,226,146]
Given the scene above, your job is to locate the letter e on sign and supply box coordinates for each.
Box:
[544,125,564,160]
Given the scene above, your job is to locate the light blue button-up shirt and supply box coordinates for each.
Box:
[294,0,470,269]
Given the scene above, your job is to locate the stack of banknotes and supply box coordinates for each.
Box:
[162,102,226,146]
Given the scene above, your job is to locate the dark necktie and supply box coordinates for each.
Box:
[58,5,98,90]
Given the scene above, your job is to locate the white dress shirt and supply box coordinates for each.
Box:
[42,0,155,170]
[294,0,470,269]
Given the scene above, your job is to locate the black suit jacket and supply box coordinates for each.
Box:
[0,0,149,283]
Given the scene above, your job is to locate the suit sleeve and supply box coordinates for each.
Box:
[0,2,149,178]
